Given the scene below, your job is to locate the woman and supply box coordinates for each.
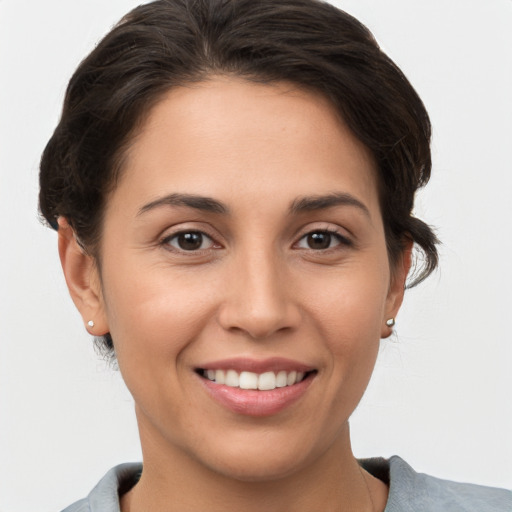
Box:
[37,0,510,510]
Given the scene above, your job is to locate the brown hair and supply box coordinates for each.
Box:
[39,0,438,355]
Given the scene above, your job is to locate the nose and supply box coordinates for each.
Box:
[217,249,301,340]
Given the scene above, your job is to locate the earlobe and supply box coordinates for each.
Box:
[382,239,413,338]
[57,217,109,335]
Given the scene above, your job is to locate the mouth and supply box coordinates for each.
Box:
[195,359,317,416]
[196,368,315,391]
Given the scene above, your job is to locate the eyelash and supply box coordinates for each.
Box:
[159,227,353,254]
[295,228,353,251]
[160,230,218,253]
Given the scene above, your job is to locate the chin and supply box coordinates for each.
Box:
[191,431,325,483]
[209,453,308,483]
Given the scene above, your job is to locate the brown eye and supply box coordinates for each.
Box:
[309,233,332,249]
[296,230,349,250]
[166,231,214,251]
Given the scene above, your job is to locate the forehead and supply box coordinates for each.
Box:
[114,77,380,218]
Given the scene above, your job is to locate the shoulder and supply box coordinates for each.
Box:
[61,498,89,512]
[369,455,512,512]
[60,463,142,512]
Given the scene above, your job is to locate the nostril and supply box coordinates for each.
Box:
[217,306,301,340]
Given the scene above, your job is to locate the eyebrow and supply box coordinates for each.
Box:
[289,192,370,218]
[138,193,229,216]
[137,191,370,218]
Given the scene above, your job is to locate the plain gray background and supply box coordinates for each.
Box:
[1,0,511,510]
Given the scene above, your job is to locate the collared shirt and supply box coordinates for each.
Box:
[61,456,512,512]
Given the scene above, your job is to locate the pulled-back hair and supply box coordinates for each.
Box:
[39,0,438,355]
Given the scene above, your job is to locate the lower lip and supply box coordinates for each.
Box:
[199,374,314,417]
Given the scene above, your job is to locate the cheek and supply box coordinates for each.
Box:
[302,260,389,390]
[99,267,220,425]
[100,262,218,366]
[306,263,389,341]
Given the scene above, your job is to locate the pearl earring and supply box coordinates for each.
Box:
[87,320,95,328]
[386,318,395,327]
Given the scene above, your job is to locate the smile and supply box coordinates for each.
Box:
[196,360,317,416]
[199,369,308,391]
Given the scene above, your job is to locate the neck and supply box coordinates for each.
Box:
[121,421,387,512]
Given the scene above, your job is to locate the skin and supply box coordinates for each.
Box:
[59,77,411,511]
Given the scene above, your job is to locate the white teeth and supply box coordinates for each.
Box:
[258,371,276,390]
[225,369,239,387]
[203,369,310,390]
[276,370,288,388]
[239,371,258,390]
[287,371,297,386]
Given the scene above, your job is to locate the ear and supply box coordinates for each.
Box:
[381,239,413,338]
[57,217,109,336]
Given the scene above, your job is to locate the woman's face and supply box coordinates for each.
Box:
[72,78,408,480]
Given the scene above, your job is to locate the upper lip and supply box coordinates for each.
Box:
[196,357,315,374]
